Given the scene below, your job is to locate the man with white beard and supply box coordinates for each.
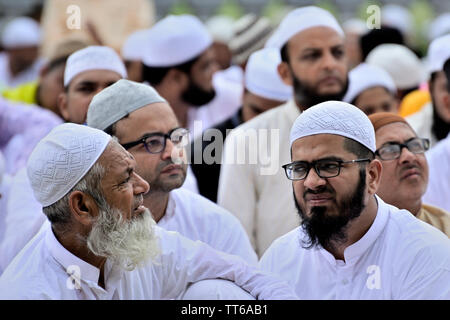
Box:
[0,123,297,299]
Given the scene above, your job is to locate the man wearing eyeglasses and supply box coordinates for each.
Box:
[259,101,450,299]
[87,79,258,266]
[369,112,450,236]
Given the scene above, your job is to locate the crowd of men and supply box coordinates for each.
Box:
[0,2,449,300]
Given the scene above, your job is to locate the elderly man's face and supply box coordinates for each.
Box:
[58,69,122,124]
[280,27,348,108]
[291,134,369,249]
[375,122,429,208]
[115,103,188,194]
[354,86,399,116]
[87,141,156,270]
[99,141,150,221]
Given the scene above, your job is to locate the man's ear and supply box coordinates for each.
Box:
[68,191,99,226]
[278,61,294,86]
[57,92,70,121]
[166,68,189,90]
[367,159,382,195]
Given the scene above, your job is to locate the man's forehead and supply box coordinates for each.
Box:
[116,103,179,138]
[288,26,344,49]
[292,134,347,158]
[70,69,122,86]
[101,142,135,170]
[376,122,415,143]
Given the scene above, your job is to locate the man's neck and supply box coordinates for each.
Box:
[325,196,378,261]
[143,191,170,222]
[53,226,108,288]
[396,198,422,217]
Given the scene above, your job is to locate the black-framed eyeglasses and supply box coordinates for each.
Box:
[375,138,430,160]
[282,158,371,181]
[121,128,189,154]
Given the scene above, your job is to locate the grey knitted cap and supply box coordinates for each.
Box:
[87,79,167,131]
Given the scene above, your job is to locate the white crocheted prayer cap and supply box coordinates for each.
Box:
[142,14,213,67]
[290,101,376,152]
[87,79,166,131]
[27,123,111,207]
[366,44,425,90]
[265,6,344,49]
[121,29,150,61]
[245,47,292,101]
[1,16,41,49]
[64,46,127,86]
[426,34,450,74]
[343,63,396,103]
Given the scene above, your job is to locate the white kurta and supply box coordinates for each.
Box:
[217,99,301,257]
[259,196,450,299]
[423,133,450,212]
[0,224,297,300]
[0,169,254,273]
[159,188,257,265]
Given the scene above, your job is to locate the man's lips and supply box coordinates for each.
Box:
[401,167,421,179]
[161,164,182,174]
[319,76,340,85]
[304,194,334,205]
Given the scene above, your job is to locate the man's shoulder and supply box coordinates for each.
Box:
[385,205,450,259]
[231,101,294,132]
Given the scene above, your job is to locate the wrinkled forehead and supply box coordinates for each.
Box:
[375,122,416,146]
[100,139,135,171]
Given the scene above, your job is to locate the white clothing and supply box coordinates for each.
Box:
[0,174,12,247]
[188,68,243,140]
[181,279,255,300]
[0,169,250,273]
[0,53,44,88]
[259,196,450,299]
[0,168,47,275]
[406,102,438,147]
[423,133,450,212]
[183,165,199,194]
[0,224,297,300]
[159,188,258,265]
[218,99,300,256]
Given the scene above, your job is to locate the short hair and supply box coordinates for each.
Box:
[280,43,289,63]
[343,137,375,162]
[443,58,450,91]
[142,54,200,86]
[42,162,105,232]
[360,26,404,61]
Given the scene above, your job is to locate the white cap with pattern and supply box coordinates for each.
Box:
[290,101,376,152]
[27,123,111,207]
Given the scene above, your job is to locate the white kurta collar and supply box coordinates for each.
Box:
[318,195,389,266]
[45,224,100,285]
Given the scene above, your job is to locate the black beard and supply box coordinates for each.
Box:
[291,73,349,111]
[431,105,450,141]
[294,168,366,251]
[181,77,216,107]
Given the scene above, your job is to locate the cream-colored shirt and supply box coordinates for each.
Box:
[417,204,450,237]
[218,99,301,257]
